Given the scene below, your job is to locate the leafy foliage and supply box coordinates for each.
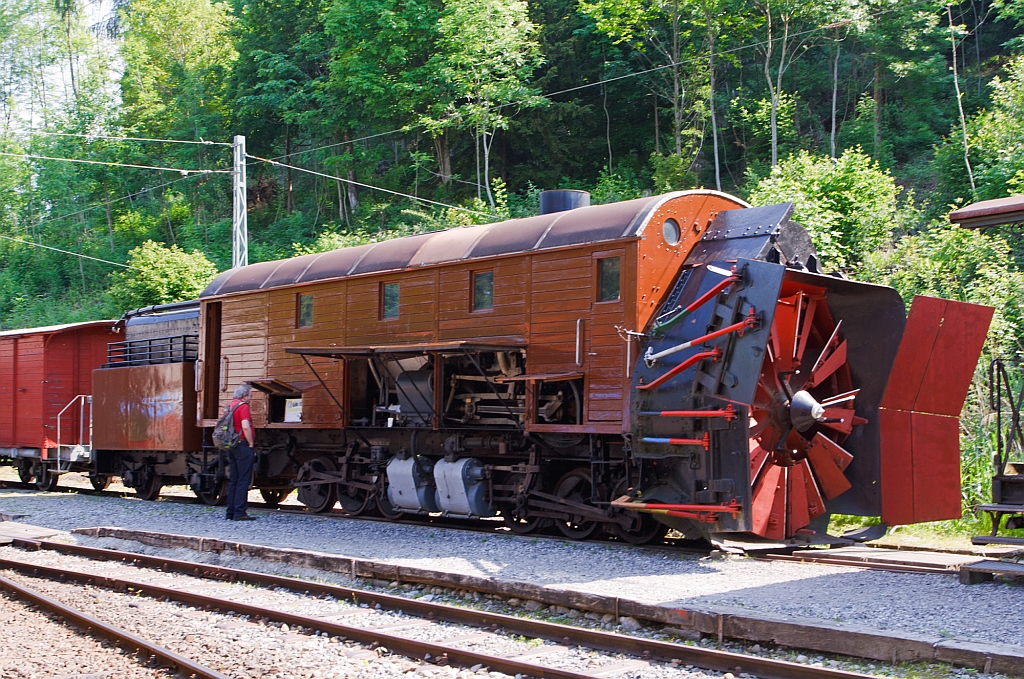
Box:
[108,241,219,310]
[747,148,916,270]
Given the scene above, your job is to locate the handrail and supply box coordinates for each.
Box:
[105,334,198,367]
[55,394,92,470]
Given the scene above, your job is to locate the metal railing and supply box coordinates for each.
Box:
[54,394,92,470]
[105,334,199,366]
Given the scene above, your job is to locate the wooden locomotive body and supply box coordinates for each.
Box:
[194,190,746,538]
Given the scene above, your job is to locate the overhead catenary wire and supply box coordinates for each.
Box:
[0,152,232,175]
[247,154,494,217]
[0,234,137,269]
[31,173,207,230]
[19,130,233,146]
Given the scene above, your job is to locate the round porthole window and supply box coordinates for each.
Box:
[663,218,681,245]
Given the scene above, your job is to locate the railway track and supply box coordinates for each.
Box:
[0,538,878,679]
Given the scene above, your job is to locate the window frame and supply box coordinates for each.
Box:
[296,292,315,328]
[471,270,495,313]
[380,281,400,320]
[594,255,622,304]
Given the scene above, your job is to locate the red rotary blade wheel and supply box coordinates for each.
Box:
[748,283,862,540]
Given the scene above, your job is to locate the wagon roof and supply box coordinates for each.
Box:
[0,319,117,338]
[200,190,747,298]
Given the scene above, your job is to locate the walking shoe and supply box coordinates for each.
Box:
[232,515,256,521]
[225,515,234,520]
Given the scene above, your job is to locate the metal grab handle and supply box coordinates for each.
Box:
[575,319,583,367]
[220,356,229,392]
[195,360,204,393]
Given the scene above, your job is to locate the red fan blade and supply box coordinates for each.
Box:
[794,297,818,364]
[787,462,812,535]
[806,434,853,500]
[750,442,771,481]
[771,296,800,373]
[809,431,854,471]
[820,407,856,435]
[751,464,786,540]
[798,459,827,519]
[807,339,847,388]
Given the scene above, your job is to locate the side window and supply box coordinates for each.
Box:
[381,281,400,319]
[597,257,620,302]
[472,271,494,311]
[297,293,314,328]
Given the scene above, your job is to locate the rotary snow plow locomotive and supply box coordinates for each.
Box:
[623,202,993,541]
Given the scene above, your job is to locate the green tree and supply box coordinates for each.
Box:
[108,240,218,309]
[432,0,544,206]
[747,148,916,269]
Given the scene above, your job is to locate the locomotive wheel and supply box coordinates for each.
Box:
[16,460,34,484]
[553,468,601,540]
[136,474,163,501]
[193,479,228,506]
[260,488,293,506]
[503,511,542,535]
[35,465,59,491]
[375,492,404,520]
[749,285,863,540]
[337,484,372,516]
[89,475,111,491]
[297,457,338,513]
[607,480,669,545]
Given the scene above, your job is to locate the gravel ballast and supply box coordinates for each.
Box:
[1,482,1021,653]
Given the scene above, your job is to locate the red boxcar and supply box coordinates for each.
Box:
[0,320,120,489]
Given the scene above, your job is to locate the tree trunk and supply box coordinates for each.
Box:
[873,61,882,160]
[949,6,977,196]
[653,94,660,155]
[432,134,451,185]
[104,191,114,250]
[831,42,840,160]
[709,29,721,191]
[482,122,495,208]
[347,169,358,214]
[603,83,613,172]
[285,125,294,214]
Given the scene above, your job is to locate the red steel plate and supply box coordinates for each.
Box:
[879,408,914,525]
[914,300,994,417]
[786,462,811,535]
[880,296,945,411]
[805,434,853,500]
[911,412,963,522]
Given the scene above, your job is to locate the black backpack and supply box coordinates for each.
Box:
[212,401,243,450]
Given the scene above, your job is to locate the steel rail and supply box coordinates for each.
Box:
[10,541,875,679]
[0,572,228,679]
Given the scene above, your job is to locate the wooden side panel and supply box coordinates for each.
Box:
[266,282,347,426]
[528,250,593,377]
[588,247,630,423]
[220,294,270,424]
[346,271,437,346]
[0,339,16,448]
[14,336,45,448]
[438,258,528,340]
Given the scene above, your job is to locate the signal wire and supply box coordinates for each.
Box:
[18,130,234,146]
[246,154,493,217]
[0,234,137,269]
[0,152,232,175]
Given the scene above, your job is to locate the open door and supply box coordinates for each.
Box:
[879,296,993,524]
[201,302,222,420]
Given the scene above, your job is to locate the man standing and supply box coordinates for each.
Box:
[226,384,256,521]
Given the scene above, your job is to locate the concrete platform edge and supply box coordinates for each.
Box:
[71,526,1024,675]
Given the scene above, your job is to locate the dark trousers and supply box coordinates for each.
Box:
[227,442,254,518]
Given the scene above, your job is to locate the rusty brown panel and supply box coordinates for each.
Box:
[913,299,994,417]
[911,412,963,522]
[636,193,748,330]
[93,363,196,451]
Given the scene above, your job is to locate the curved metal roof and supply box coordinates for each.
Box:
[200,190,748,298]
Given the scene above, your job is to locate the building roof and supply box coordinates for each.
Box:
[948,195,1024,229]
[0,319,118,339]
[200,190,750,298]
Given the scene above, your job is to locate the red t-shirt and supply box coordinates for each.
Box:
[230,399,252,438]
